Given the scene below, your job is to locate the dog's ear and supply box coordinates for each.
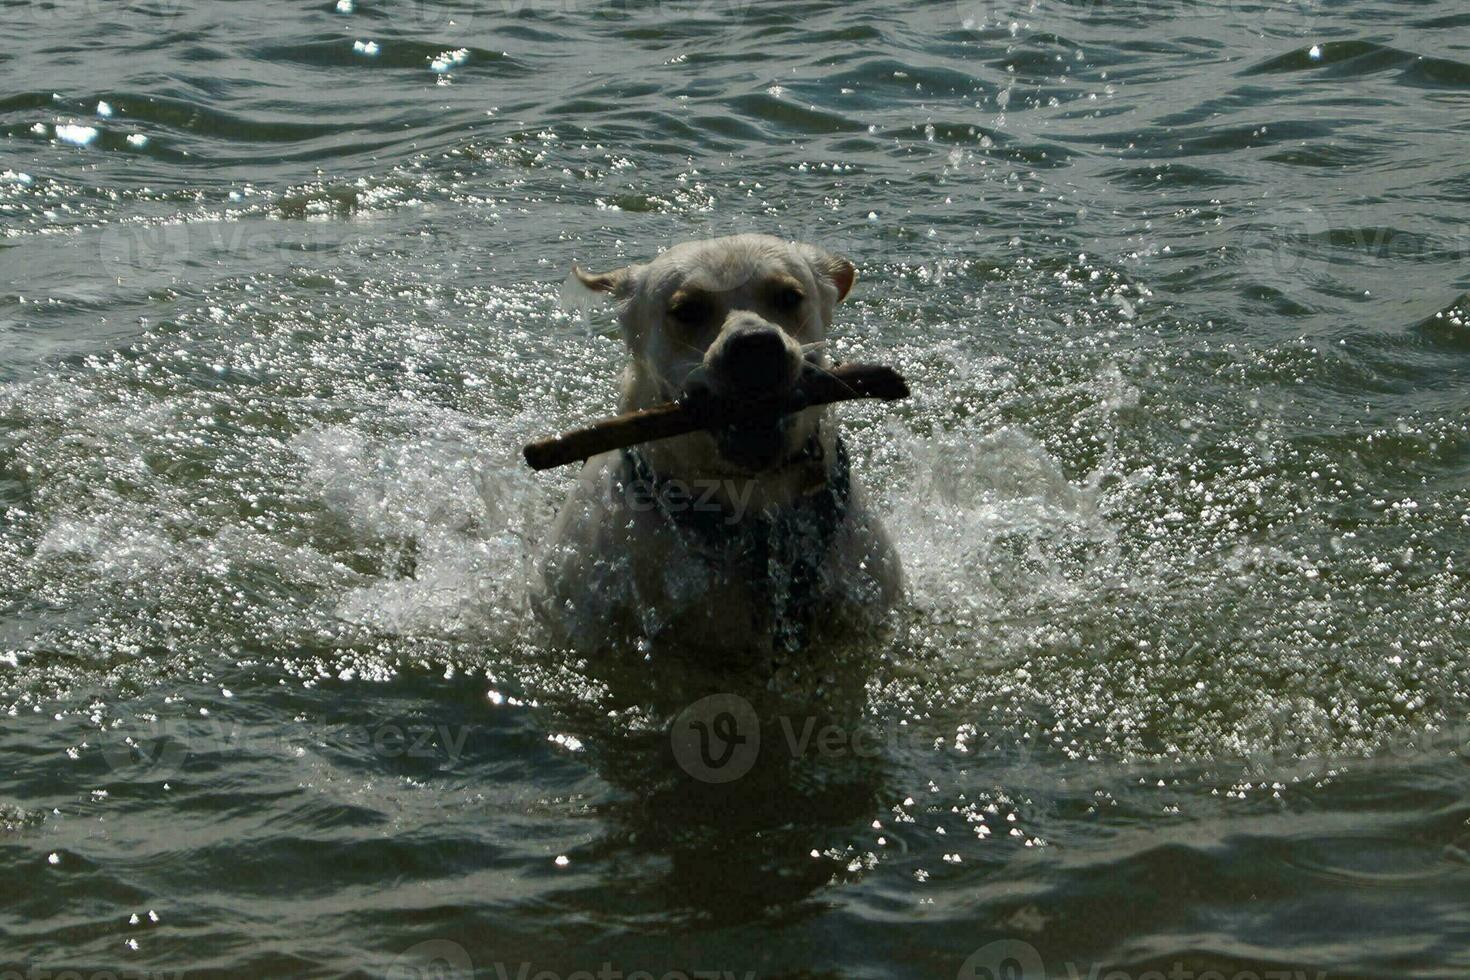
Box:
[799,246,857,304]
[571,263,634,298]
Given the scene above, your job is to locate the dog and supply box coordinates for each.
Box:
[532,235,902,658]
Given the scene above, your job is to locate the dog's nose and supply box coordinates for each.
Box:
[718,326,790,391]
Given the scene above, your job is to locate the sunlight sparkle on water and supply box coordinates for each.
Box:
[55,124,98,146]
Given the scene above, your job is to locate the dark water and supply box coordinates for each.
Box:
[3,0,1470,976]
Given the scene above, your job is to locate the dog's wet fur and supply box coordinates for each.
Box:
[533,235,902,658]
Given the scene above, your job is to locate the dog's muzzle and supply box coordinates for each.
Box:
[705,323,801,399]
[716,326,789,393]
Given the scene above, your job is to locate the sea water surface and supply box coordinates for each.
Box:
[2,0,1469,976]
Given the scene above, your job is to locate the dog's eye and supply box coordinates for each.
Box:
[773,287,804,313]
[668,298,711,326]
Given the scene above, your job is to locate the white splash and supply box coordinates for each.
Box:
[292,422,540,637]
[882,424,1113,625]
[55,124,99,146]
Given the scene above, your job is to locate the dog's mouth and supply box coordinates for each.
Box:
[681,365,802,472]
[713,417,792,472]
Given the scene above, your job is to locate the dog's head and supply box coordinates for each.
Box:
[572,235,856,475]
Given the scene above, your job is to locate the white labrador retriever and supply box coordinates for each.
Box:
[533,235,902,658]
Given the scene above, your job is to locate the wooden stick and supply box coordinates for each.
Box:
[522,362,909,471]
